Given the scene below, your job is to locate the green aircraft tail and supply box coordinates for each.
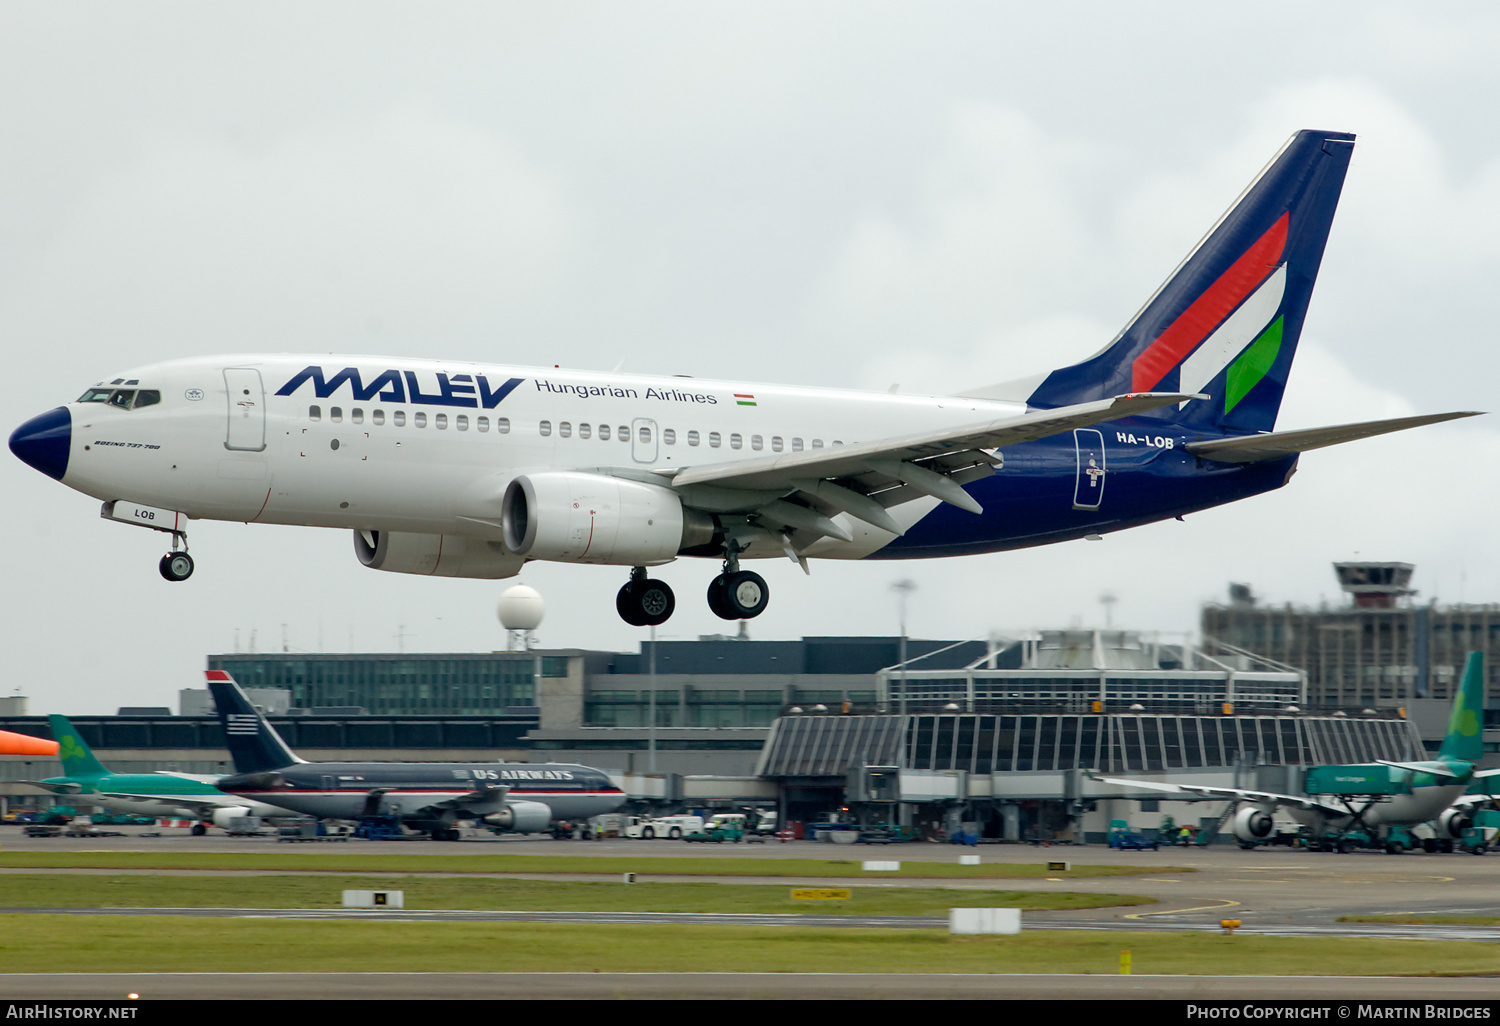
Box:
[1438,652,1486,765]
[48,715,109,778]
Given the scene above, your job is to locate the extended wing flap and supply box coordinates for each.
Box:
[1185,412,1481,464]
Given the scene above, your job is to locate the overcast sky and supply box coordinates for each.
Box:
[6,3,1500,715]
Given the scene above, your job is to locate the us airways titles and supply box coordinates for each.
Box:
[277,366,722,409]
[455,768,576,781]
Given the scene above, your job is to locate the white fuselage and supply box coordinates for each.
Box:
[61,355,1024,560]
[1287,783,1470,831]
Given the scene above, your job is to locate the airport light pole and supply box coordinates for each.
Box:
[648,623,657,774]
[892,579,916,717]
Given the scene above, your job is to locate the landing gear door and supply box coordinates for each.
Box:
[1072,428,1106,511]
[224,368,267,452]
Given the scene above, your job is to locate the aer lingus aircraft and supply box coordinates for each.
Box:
[207,671,624,839]
[28,714,295,833]
[1092,652,1500,850]
[7,129,1479,625]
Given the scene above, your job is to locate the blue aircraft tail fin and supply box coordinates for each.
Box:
[48,715,109,778]
[1026,130,1354,435]
[1438,652,1485,765]
[206,671,302,773]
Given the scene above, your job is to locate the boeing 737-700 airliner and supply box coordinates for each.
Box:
[9,130,1479,625]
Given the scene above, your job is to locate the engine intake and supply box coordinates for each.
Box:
[1232,807,1274,842]
[1438,807,1473,839]
[502,472,713,565]
[354,530,524,579]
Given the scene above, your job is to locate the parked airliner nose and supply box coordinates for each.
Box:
[9,407,71,481]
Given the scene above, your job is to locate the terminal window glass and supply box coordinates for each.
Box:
[1120,717,1143,771]
[1077,716,1101,769]
[1181,718,1204,767]
[994,716,1016,773]
[909,717,934,770]
[1140,717,1164,771]
[973,716,996,774]
[1160,717,1183,768]
[1015,716,1038,772]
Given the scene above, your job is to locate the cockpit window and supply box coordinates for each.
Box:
[81,387,160,408]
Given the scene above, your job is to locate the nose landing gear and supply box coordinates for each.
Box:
[159,549,195,582]
[158,529,194,582]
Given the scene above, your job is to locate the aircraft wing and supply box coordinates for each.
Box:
[657,392,1201,542]
[1185,412,1480,464]
[1087,773,1334,813]
[99,793,217,817]
[426,784,512,817]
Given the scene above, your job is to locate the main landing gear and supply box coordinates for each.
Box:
[707,569,768,620]
[617,567,676,627]
[615,551,770,626]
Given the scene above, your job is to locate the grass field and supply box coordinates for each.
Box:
[0,850,1188,878]
[1,848,1493,978]
[1,917,1497,977]
[0,874,1152,915]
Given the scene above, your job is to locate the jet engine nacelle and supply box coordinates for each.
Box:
[502,471,713,565]
[210,806,255,829]
[1437,807,1473,839]
[485,800,553,834]
[1232,807,1274,842]
[354,530,525,579]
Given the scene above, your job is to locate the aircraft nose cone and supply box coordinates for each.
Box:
[9,407,71,481]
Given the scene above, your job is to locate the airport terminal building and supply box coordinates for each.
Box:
[0,625,1444,842]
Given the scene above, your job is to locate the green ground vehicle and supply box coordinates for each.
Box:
[684,824,744,843]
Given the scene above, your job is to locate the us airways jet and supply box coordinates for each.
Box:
[1092,652,1500,852]
[8,130,1480,626]
[206,671,624,839]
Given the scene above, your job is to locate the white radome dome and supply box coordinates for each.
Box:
[497,585,545,632]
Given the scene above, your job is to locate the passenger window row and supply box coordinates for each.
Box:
[306,407,842,450]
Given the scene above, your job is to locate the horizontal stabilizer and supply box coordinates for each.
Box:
[1186,411,1481,463]
[1376,759,1465,781]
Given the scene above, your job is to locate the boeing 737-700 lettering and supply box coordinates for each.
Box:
[8,130,1479,625]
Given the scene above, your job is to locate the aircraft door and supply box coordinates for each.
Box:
[632,417,658,463]
[224,368,267,452]
[1072,428,1106,511]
